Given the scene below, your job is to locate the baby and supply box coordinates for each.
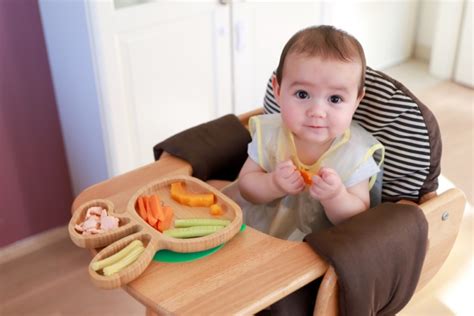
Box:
[227,25,384,241]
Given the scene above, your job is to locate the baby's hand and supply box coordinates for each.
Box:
[309,167,344,201]
[272,160,305,195]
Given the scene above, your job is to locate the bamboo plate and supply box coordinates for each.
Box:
[68,175,243,289]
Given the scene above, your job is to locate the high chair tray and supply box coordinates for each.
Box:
[70,154,326,314]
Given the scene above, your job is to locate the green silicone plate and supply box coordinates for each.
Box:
[154,224,246,263]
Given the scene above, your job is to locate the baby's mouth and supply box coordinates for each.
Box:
[306,124,327,129]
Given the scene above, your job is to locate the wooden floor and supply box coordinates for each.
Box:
[1,60,472,315]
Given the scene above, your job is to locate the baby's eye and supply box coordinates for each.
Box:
[329,95,343,104]
[295,90,310,99]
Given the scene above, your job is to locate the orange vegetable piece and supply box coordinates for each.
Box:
[300,169,313,185]
[150,194,165,221]
[210,204,223,216]
[157,205,174,232]
[137,196,147,221]
[188,195,214,207]
[145,196,158,226]
[170,182,215,207]
[170,182,188,204]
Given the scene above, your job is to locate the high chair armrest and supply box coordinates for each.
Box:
[312,188,466,316]
[307,202,428,316]
[152,114,251,181]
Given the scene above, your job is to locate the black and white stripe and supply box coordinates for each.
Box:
[264,79,280,114]
[262,68,431,201]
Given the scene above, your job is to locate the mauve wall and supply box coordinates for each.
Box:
[0,0,73,247]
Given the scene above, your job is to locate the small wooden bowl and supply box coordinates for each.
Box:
[68,199,138,249]
[88,232,155,289]
[87,175,243,289]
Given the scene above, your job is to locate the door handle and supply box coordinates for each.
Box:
[218,0,229,5]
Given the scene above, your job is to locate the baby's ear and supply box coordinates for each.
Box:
[271,75,281,100]
[357,87,366,104]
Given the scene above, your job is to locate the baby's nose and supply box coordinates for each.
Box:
[307,102,326,118]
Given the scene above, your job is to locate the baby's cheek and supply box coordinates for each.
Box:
[281,108,302,129]
[338,111,355,129]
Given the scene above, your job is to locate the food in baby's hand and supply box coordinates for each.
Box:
[75,206,119,235]
[170,182,215,207]
[299,169,313,185]
[91,239,145,276]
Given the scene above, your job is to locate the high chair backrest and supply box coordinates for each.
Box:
[263,67,442,203]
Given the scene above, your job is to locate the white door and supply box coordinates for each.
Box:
[86,0,232,175]
[454,0,473,87]
[230,0,420,114]
[231,1,322,114]
[323,0,418,69]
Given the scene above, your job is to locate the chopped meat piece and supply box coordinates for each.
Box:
[83,217,99,231]
[87,228,104,234]
[75,206,119,235]
[100,213,119,231]
[75,224,84,232]
[86,206,103,217]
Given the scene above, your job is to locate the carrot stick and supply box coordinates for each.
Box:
[158,205,173,232]
[150,194,165,221]
[155,219,161,231]
[137,196,147,220]
[146,196,157,226]
[300,169,313,185]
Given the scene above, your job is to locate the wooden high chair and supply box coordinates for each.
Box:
[72,139,465,315]
[71,68,466,315]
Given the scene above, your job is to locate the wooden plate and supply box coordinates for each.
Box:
[69,175,242,289]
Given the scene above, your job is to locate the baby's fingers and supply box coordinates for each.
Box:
[309,182,323,199]
[279,159,296,169]
[289,177,305,194]
[319,168,339,185]
[277,160,296,176]
[311,175,330,190]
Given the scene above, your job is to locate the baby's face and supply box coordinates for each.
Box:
[274,53,363,147]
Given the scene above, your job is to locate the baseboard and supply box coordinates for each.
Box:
[0,225,68,265]
[414,44,431,63]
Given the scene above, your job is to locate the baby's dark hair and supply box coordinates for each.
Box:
[275,25,366,97]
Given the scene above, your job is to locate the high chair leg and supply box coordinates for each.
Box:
[313,265,338,316]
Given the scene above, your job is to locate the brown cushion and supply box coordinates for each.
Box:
[153,114,251,181]
[305,202,428,316]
